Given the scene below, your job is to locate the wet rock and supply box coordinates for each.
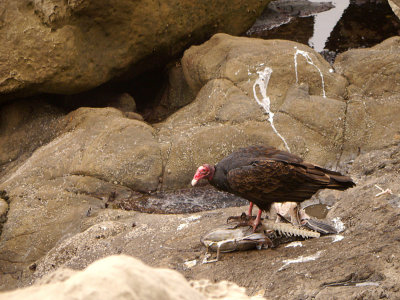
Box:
[0,0,270,101]
[247,0,335,34]
[113,186,247,214]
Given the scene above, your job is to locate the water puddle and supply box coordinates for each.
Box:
[304,203,329,219]
[110,186,248,214]
[247,0,400,61]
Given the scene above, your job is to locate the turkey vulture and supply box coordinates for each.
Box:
[192,146,355,230]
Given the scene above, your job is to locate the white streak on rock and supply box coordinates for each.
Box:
[332,217,345,233]
[177,215,202,231]
[356,282,380,287]
[285,241,303,248]
[331,234,344,243]
[279,251,322,271]
[294,47,326,98]
[253,67,291,152]
[184,260,197,269]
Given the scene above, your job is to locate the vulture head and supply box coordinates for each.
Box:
[191,164,215,186]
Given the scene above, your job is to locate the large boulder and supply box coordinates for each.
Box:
[334,36,400,99]
[0,255,262,300]
[0,107,162,289]
[0,0,270,101]
[334,37,400,161]
[158,33,348,189]
[0,255,206,300]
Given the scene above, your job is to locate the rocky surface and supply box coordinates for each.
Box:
[1,144,398,299]
[1,32,400,298]
[0,0,270,101]
[334,36,400,161]
[390,0,400,19]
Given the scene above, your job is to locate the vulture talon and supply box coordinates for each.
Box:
[227,212,254,224]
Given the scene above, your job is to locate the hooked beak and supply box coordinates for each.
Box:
[191,179,198,186]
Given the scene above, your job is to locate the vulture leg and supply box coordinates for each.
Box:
[247,202,254,216]
[252,209,263,232]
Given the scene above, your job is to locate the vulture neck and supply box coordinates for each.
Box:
[208,164,230,192]
[207,165,216,181]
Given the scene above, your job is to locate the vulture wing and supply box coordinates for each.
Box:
[226,158,352,211]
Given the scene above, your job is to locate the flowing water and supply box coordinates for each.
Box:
[247,0,400,61]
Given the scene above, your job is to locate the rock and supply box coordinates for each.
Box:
[1,255,206,300]
[1,144,400,298]
[145,63,196,122]
[12,145,399,299]
[190,279,265,300]
[0,0,270,101]
[389,0,400,19]
[334,36,400,99]
[247,0,335,34]
[181,33,347,103]
[334,37,400,160]
[125,111,145,121]
[0,199,7,217]
[158,34,348,188]
[62,91,137,112]
[2,32,400,297]
[1,255,263,300]
[0,98,64,171]
[0,107,162,289]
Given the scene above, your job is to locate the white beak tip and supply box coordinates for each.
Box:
[191,179,198,186]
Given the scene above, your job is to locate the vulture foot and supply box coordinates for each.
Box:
[227,212,263,232]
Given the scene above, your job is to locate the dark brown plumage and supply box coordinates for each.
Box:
[192,146,355,213]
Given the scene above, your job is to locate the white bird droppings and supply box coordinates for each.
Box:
[279,251,323,271]
[177,215,202,231]
[294,47,327,98]
[331,234,344,243]
[332,217,345,233]
[184,259,197,269]
[253,67,291,152]
[285,241,303,248]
